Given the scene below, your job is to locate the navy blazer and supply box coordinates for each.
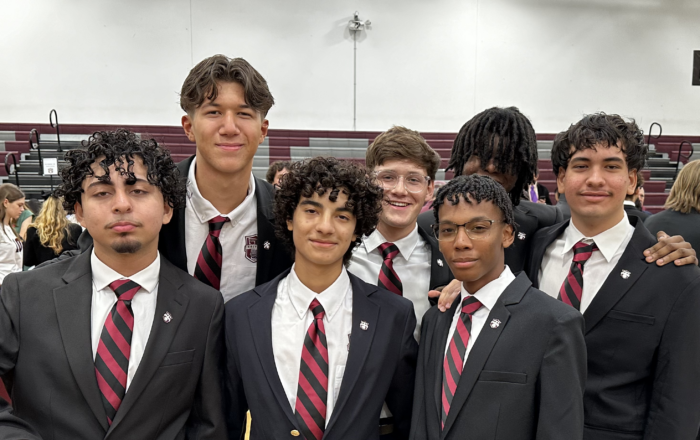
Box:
[224,269,418,440]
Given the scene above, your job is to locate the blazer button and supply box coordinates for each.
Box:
[290,430,300,437]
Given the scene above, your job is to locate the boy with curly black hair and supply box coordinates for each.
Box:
[225,157,419,440]
[0,129,227,438]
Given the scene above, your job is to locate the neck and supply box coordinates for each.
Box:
[93,243,158,277]
[3,216,9,225]
[463,262,505,295]
[294,260,344,294]
[376,221,415,243]
[194,159,252,214]
[571,208,624,237]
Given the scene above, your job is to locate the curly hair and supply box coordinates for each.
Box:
[551,113,647,176]
[432,175,515,229]
[30,195,73,254]
[446,106,538,206]
[266,160,291,184]
[55,129,186,213]
[273,157,383,265]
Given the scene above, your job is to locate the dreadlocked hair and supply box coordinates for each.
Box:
[273,157,383,266]
[56,129,186,213]
[432,175,515,228]
[446,106,537,206]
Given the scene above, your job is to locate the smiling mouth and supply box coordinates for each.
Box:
[310,239,337,247]
[386,201,410,207]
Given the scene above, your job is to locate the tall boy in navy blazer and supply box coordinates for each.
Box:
[411,175,587,440]
[526,114,700,440]
[225,157,418,439]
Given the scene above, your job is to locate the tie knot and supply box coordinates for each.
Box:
[108,279,141,302]
[573,240,598,263]
[309,299,325,320]
[460,295,483,316]
[379,242,400,261]
[208,216,230,237]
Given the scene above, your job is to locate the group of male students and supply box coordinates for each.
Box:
[0,54,699,440]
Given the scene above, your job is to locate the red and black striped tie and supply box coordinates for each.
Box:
[559,241,598,311]
[378,242,402,296]
[442,295,482,430]
[194,215,230,290]
[295,299,328,440]
[95,279,141,425]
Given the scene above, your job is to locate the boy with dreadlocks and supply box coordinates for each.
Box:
[410,174,586,440]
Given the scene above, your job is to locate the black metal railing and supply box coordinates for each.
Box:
[674,140,695,179]
[646,122,662,150]
[4,153,20,186]
[28,128,43,175]
[49,109,62,152]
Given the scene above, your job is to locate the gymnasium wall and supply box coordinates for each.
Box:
[1,0,699,134]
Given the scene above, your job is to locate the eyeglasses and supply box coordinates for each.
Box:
[431,220,504,241]
[373,171,431,193]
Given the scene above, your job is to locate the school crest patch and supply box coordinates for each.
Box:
[244,235,258,263]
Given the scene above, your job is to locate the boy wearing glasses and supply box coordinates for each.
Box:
[410,175,586,440]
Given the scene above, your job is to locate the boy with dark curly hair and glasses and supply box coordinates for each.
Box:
[225,157,418,440]
[411,174,586,440]
[0,129,226,438]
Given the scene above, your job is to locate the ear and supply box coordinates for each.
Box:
[259,119,269,144]
[182,115,195,143]
[502,223,515,249]
[425,179,436,203]
[626,168,638,196]
[287,218,293,232]
[74,202,87,228]
[556,167,566,194]
[162,200,174,225]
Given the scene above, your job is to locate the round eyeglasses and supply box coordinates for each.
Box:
[373,171,431,193]
[431,220,504,241]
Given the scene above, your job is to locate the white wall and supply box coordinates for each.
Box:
[1,0,699,134]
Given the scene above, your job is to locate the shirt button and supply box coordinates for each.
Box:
[290,430,300,437]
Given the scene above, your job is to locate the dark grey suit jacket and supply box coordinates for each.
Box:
[527,218,700,440]
[410,273,587,440]
[0,249,227,439]
[225,269,418,439]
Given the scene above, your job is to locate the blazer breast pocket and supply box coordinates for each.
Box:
[160,349,195,367]
[607,310,655,326]
[478,370,527,384]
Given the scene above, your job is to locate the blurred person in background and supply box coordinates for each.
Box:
[646,160,700,253]
[14,204,33,240]
[266,160,291,188]
[0,184,25,286]
[23,195,82,268]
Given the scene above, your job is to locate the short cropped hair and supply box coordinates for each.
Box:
[366,126,441,180]
[273,157,383,265]
[56,129,186,213]
[665,160,700,213]
[551,113,647,176]
[432,175,515,229]
[180,55,274,118]
[266,160,291,184]
[446,107,538,206]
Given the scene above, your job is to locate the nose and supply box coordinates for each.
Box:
[390,176,408,195]
[453,226,474,250]
[112,189,133,214]
[587,166,606,187]
[315,212,335,235]
[220,112,241,136]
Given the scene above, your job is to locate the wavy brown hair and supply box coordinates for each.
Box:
[30,196,74,254]
[665,160,700,214]
[0,183,25,241]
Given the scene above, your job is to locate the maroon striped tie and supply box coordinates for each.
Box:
[559,241,598,311]
[295,299,328,440]
[378,242,403,296]
[95,279,141,425]
[194,215,230,290]
[442,295,482,429]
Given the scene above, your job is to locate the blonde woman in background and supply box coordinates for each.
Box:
[23,195,82,267]
[0,184,25,286]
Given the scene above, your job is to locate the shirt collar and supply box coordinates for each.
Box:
[362,224,420,260]
[91,249,161,293]
[564,213,631,262]
[288,264,350,322]
[459,265,516,313]
[623,200,636,207]
[186,156,257,224]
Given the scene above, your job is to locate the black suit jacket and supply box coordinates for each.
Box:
[0,249,226,439]
[417,201,563,273]
[416,226,454,292]
[645,208,700,255]
[62,156,292,287]
[410,272,587,440]
[555,193,571,220]
[526,218,700,440]
[224,269,418,439]
[623,203,650,222]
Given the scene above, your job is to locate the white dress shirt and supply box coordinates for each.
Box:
[90,250,160,391]
[0,224,22,284]
[348,225,431,341]
[538,214,635,313]
[185,157,258,302]
[272,264,353,423]
[444,266,516,365]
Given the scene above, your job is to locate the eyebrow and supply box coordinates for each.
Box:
[570,156,625,164]
[440,215,493,223]
[86,177,150,189]
[299,199,353,214]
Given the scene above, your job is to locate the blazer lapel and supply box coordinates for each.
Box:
[248,270,299,428]
[107,259,190,433]
[441,273,531,438]
[325,275,380,435]
[418,226,452,291]
[158,156,191,272]
[582,221,652,334]
[53,249,109,432]
[254,178,276,286]
[526,220,569,288]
